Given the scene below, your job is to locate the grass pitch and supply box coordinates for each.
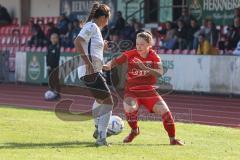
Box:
[0,106,239,160]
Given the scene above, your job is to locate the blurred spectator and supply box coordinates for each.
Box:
[187,19,200,49]
[176,20,188,49]
[233,41,240,55]
[46,22,60,39]
[119,21,135,42]
[0,4,12,26]
[194,19,218,48]
[162,21,177,49]
[193,18,209,50]
[197,33,218,55]
[71,19,81,38]
[11,29,20,45]
[109,28,119,42]
[114,11,126,34]
[227,17,240,49]
[61,19,81,48]
[57,13,70,35]
[234,7,240,18]
[177,7,194,27]
[206,20,219,47]
[218,35,229,54]
[28,24,48,47]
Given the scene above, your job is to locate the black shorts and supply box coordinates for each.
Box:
[80,72,111,100]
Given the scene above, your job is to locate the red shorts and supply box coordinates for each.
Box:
[125,88,163,113]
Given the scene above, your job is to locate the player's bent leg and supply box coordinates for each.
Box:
[153,100,184,146]
[123,96,140,143]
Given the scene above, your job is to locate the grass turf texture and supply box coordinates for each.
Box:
[0,106,239,160]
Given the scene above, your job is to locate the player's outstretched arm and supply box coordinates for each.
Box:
[103,54,127,71]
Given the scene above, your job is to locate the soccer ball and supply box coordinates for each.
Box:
[107,115,124,135]
[44,90,57,100]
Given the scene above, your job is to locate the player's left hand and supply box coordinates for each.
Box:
[133,58,147,70]
[103,61,112,71]
[104,40,109,51]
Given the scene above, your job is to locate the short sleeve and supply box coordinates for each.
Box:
[114,53,128,64]
[77,23,96,42]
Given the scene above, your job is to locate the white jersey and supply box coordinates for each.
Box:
[77,21,104,78]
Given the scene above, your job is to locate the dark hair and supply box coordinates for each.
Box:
[87,2,110,22]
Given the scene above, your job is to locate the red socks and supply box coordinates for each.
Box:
[162,111,176,137]
[125,110,138,130]
[125,110,175,138]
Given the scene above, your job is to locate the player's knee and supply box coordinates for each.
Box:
[96,95,114,106]
[123,97,138,113]
[124,105,137,113]
[153,101,169,115]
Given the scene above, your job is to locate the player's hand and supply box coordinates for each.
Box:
[104,40,109,51]
[133,58,147,70]
[103,61,111,71]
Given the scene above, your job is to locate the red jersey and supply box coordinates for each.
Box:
[115,49,162,92]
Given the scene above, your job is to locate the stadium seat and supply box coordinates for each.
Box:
[53,17,58,24]
[173,49,181,54]
[43,17,48,24]
[20,26,31,35]
[5,27,12,35]
[71,48,76,53]
[12,18,19,25]
[1,36,7,45]
[20,36,27,46]
[19,46,26,52]
[20,35,31,46]
[157,49,165,54]
[182,49,189,55]
[30,46,37,52]
[11,36,21,45]
[47,17,53,23]
[60,47,65,52]
[166,49,173,54]
[0,27,6,35]
[25,46,31,52]
[36,47,42,52]
[6,36,11,45]
[42,47,47,52]
[33,17,38,24]
[189,49,196,55]
[65,47,71,53]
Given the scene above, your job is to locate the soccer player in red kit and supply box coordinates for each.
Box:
[103,31,184,145]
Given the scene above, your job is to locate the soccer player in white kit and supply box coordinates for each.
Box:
[74,3,113,146]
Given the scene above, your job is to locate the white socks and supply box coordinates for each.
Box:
[92,100,113,139]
